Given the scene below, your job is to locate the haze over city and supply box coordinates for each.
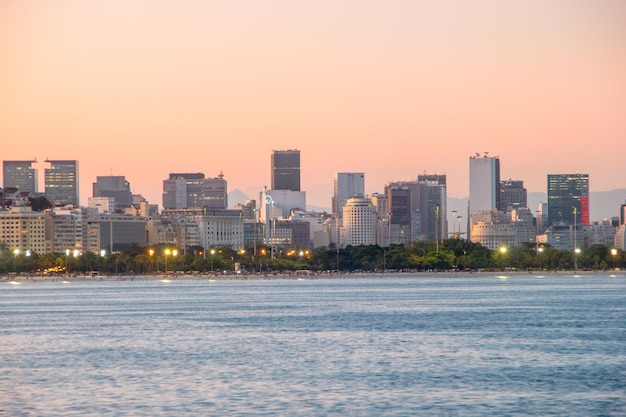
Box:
[2,1,625,209]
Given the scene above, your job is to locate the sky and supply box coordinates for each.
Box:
[2,0,625,211]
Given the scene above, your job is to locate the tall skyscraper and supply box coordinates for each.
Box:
[418,174,447,242]
[333,172,365,216]
[385,181,421,241]
[93,176,133,209]
[547,174,589,226]
[45,160,79,207]
[3,160,38,193]
[271,150,300,191]
[469,153,500,215]
[386,186,412,244]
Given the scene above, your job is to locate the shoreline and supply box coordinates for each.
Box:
[4,269,625,283]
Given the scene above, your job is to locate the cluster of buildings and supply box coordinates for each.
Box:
[1,152,625,258]
[467,152,625,251]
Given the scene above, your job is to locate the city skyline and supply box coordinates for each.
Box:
[2,1,625,209]
[0,155,624,214]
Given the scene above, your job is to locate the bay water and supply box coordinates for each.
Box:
[1,273,625,416]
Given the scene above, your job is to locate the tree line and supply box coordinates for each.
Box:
[1,239,623,276]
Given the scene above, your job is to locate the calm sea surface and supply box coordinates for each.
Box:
[1,273,625,416]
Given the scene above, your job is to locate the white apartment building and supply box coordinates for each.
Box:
[341,198,377,247]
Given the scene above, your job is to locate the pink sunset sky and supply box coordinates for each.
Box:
[2,0,625,209]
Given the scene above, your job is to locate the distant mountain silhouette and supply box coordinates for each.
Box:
[306,204,331,214]
[228,189,250,208]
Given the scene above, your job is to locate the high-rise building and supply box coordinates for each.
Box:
[93,176,133,209]
[271,150,300,191]
[547,174,589,226]
[162,177,188,209]
[500,179,527,212]
[469,153,500,215]
[385,181,421,241]
[386,187,412,244]
[383,175,447,243]
[333,172,365,216]
[45,160,79,207]
[341,197,377,247]
[162,173,228,210]
[418,174,447,242]
[3,160,38,193]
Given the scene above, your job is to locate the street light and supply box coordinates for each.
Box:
[164,249,171,272]
[65,249,70,276]
[574,247,581,271]
[148,249,154,273]
[210,248,216,271]
[499,246,508,270]
[611,248,618,270]
[452,210,457,237]
[172,249,178,272]
[435,205,440,253]
[537,246,544,271]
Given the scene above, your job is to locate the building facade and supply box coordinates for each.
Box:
[3,160,38,193]
[469,210,517,250]
[469,153,500,216]
[162,173,227,210]
[547,174,589,226]
[386,187,412,245]
[418,174,447,243]
[45,159,79,207]
[500,179,527,212]
[0,206,47,254]
[333,172,365,216]
[341,198,377,247]
[93,176,133,209]
[97,213,147,252]
[45,206,85,253]
[271,150,300,191]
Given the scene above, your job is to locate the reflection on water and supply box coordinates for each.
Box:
[1,275,625,416]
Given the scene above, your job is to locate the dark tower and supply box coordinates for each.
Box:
[271,150,300,191]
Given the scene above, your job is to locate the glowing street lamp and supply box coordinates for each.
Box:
[574,247,581,271]
[537,246,544,271]
[164,249,171,272]
[210,248,216,271]
[164,248,178,273]
[148,249,154,272]
[499,246,508,270]
[611,248,618,270]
